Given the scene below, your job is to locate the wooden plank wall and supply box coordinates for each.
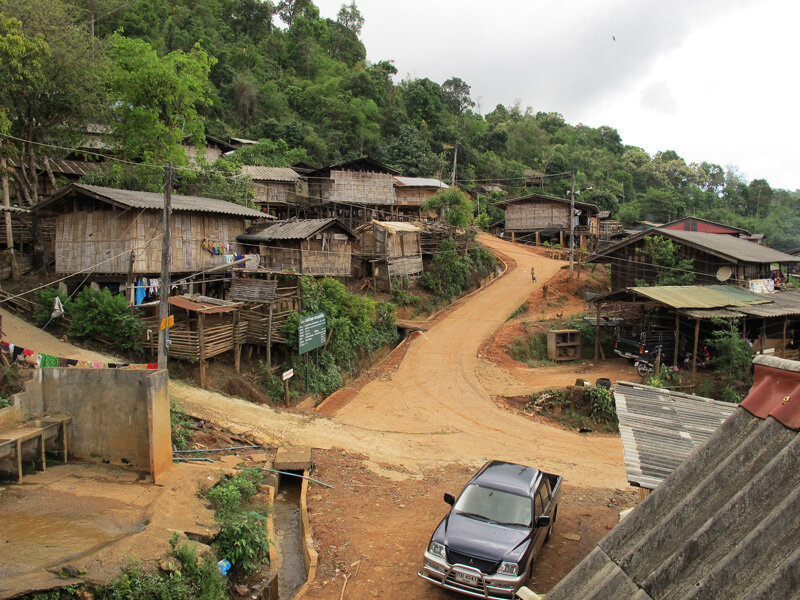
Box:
[395,187,438,206]
[254,182,295,205]
[329,170,395,205]
[387,256,423,277]
[55,210,247,274]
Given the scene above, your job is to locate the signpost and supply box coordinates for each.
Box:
[299,312,326,354]
[298,312,327,389]
[282,368,294,405]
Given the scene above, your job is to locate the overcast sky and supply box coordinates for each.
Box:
[313,0,800,190]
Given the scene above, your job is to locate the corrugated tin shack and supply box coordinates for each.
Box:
[36,184,268,296]
[237,217,356,277]
[357,220,423,291]
[545,354,800,600]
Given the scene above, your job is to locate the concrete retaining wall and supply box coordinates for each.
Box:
[0,368,171,483]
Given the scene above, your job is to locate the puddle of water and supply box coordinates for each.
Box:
[273,475,306,599]
[0,508,141,577]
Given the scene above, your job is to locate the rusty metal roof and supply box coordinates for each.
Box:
[237,217,356,242]
[393,176,448,189]
[614,381,737,490]
[241,165,300,182]
[7,157,98,177]
[626,285,771,309]
[39,184,268,219]
[546,355,800,600]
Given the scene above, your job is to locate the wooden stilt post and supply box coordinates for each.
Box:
[511,231,516,243]
[783,318,789,357]
[233,311,241,375]
[535,231,540,246]
[673,311,680,367]
[760,318,766,354]
[594,303,601,361]
[692,318,700,377]
[266,302,273,369]
[199,312,206,388]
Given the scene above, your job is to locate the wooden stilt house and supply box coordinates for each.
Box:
[357,220,423,291]
[35,183,269,299]
[237,217,357,277]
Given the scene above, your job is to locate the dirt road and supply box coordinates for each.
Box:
[0,237,626,489]
[179,235,627,490]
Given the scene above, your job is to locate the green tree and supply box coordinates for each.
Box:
[423,187,474,227]
[108,33,215,165]
[635,235,695,285]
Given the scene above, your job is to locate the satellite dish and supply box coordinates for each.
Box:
[716,266,733,282]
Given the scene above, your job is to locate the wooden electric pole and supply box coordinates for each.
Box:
[158,163,173,370]
[569,171,575,277]
[451,142,458,186]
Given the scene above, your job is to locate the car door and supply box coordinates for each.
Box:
[532,482,551,556]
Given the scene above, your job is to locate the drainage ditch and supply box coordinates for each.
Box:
[273,471,307,599]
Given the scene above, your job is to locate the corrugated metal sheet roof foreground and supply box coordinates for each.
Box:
[241,165,300,182]
[545,355,800,600]
[614,382,736,490]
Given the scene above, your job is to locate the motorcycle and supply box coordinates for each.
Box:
[636,346,712,378]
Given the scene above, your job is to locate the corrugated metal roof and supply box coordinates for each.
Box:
[614,382,736,490]
[660,228,799,263]
[241,165,300,182]
[494,192,599,213]
[237,217,355,242]
[734,289,800,317]
[628,284,771,309]
[679,308,745,319]
[545,355,800,600]
[393,176,449,188]
[40,184,268,219]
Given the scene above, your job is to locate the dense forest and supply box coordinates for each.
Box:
[1,0,799,248]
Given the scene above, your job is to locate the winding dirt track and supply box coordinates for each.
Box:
[177,235,626,489]
[0,235,626,489]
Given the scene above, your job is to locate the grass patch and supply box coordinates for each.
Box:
[508,302,527,320]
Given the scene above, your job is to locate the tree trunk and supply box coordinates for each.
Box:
[0,152,20,281]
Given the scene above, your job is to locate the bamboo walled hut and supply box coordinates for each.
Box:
[36,183,269,297]
[393,176,448,219]
[237,217,356,277]
[495,192,599,248]
[242,165,305,219]
[305,158,400,228]
[357,220,423,291]
[590,228,800,291]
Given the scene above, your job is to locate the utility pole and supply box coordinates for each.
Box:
[451,142,458,186]
[569,170,575,277]
[158,163,173,370]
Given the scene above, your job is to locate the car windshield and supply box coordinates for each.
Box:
[453,484,531,527]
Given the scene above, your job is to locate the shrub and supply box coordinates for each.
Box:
[586,385,616,423]
[213,511,271,576]
[33,287,70,326]
[509,334,548,364]
[205,470,262,516]
[66,288,146,354]
[420,240,497,302]
[283,276,398,395]
[719,384,743,404]
[707,319,753,385]
[169,398,193,451]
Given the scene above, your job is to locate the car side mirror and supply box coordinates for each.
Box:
[444,493,455,506]
[536,515,551,528]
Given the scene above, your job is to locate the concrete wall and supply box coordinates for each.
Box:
[0,368,172,483]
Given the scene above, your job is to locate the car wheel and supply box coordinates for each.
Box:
[545,506,557,543]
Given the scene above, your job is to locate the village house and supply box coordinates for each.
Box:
[36,183,268,300]
[495,192,600,249]
[236,217,356,277]
[393,176,448,220]
[305,158,400,228]
[242,165,306,219]
[356,220,423,291]
[591,228,800,291]
[659,216,765,245]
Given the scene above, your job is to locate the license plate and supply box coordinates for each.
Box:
[454,571,479,586]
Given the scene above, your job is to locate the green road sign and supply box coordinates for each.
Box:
[299,312,326,354]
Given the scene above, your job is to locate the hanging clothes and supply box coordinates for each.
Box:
[135,277,146,305]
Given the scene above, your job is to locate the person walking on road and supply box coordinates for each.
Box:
[531,266,536,282]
